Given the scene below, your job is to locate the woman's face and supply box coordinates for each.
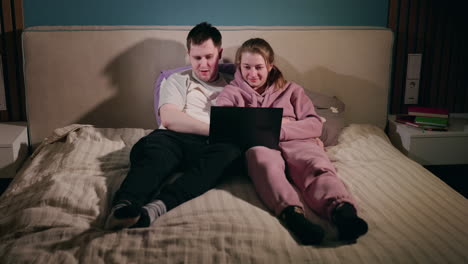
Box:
[240,52,272,90]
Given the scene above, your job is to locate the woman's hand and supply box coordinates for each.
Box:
[282,117,295,125]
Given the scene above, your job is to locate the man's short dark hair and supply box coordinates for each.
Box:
[186,22,222,51]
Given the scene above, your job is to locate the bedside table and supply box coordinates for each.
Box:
[1,122,29,178]
[387,114,468,165]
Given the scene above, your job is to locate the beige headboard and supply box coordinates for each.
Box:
[22,26,393,148]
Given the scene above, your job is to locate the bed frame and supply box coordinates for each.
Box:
[22,26,393,149]
[3,26,466,264]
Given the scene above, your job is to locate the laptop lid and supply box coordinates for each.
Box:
[209,106,283,150]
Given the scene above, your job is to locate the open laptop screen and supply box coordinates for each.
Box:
[209,106,283,150]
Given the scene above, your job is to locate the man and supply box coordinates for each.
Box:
[105,22,240,230]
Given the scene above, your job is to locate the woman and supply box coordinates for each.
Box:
[216,38,368,245]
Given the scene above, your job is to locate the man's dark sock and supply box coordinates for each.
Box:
[332,202,368,241]
[104,200,141,230]
[131,199,167,228]
[113,202,140,218]
[130,208,151,228]
[280,206,325,245]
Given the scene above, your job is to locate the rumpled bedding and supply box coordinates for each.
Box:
[1,124,467,263]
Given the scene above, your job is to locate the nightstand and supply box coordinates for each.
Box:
[1,122,29,179]
[387,114,468,165]
[388,115,468,198]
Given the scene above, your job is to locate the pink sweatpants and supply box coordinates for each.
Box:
[245,138,356,220]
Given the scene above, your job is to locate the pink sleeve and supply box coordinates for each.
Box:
[216,84,242,107]
[280,85,323,141]
[216,95,235,107]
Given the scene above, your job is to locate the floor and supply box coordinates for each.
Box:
[425,164,468,198]
[0,178,13,197]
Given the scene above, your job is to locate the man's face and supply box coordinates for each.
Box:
[188,39,222,82]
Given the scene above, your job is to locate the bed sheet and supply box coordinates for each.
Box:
[0,124,467,263]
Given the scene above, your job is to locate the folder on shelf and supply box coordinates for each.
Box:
[395,114,448,131]
[414,116,448,127]
[407,106,449,119]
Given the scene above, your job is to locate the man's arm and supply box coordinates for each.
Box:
[158,73,209,136]
[160,104,209,136]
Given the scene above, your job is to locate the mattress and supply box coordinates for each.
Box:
[0,124,467,263]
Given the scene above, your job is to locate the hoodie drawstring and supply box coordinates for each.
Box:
[249,93,258,107]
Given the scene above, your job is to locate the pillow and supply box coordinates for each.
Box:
[304,90,346,146]
[154,63,236,125]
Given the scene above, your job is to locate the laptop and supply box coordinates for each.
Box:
[209,106,283,150]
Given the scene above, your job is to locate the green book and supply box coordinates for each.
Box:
[414,116,448,127]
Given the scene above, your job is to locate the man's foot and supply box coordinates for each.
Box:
[280,206,325,245]
[130,207,151,228]
[130,199,167,228]
[332,203,368,241]
[104,200,141,230]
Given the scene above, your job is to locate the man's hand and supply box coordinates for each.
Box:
[159,104,209,136]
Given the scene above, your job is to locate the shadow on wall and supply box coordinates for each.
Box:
[76,38,186,129]
[222,48,384,126]
[271,52,385,127]
[76,38,385,131]
[302,66,385,127]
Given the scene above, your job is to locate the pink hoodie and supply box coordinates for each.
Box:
[216,70,323,141]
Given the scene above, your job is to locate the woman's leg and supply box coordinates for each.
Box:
[280,139,355,220]
[245,146,301,216]
[246,146,324,245]
[281,139,367,241]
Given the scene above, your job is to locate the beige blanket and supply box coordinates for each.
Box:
[1,124,467,263]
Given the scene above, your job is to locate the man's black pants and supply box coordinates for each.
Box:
[113,129,242,210]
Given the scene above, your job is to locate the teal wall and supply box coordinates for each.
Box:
[24,0,388,28]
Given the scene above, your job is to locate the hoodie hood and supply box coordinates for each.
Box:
[229,70,284,108]
[217,69,324,141]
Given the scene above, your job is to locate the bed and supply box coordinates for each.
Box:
[0,26,467,263]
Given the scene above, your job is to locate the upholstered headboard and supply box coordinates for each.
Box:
[22,26,393,148]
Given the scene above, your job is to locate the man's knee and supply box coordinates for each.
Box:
[208,143,241,160]
[129,136,148,161]
[130,131,179,162]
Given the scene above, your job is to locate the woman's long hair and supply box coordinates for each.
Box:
[235,38,287,91]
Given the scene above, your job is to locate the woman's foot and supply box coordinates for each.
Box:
[104,200,141,230]
[280,206,325,245]
[332,203,368,241]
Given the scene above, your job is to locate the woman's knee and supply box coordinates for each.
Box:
[246,146,272,162]
[246,147,283,169]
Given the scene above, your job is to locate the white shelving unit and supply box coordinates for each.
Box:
[0,122,29,178]
[387,114,468,165]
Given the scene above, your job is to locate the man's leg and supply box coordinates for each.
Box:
[105,130,183,230]
[136,142,241,226]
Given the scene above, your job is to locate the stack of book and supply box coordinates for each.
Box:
[396,106,449,131]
